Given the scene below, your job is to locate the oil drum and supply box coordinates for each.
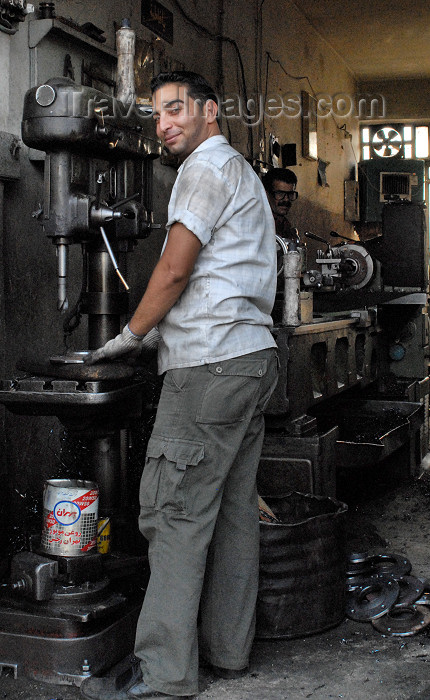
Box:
[256,491,348,638]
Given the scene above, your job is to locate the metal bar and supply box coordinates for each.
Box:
[99,227,129,291]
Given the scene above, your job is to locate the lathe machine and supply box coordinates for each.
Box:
[260,198,429,500]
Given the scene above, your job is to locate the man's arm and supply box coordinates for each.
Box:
[128,222,202,336]
[86,222,201,364]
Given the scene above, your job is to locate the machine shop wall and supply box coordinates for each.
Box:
[254,0,358,256]
[0,0,360,558]
[358,78,430,122]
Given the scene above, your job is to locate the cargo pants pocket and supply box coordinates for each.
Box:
[140,435,205,514]
[197,357,268,425]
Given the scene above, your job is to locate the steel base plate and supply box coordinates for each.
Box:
[346,578,400,621]
[372,604,430,636]
[0,599,141,685]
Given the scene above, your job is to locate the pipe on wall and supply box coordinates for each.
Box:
[216,0,224,111]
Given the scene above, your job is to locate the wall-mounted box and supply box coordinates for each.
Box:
[358,158,425,222]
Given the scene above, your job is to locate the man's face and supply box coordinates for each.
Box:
[152,83,216,160]
[268,179,297,217]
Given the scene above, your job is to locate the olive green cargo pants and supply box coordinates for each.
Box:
[134,348,278,696]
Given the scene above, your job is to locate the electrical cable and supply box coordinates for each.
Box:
[261,51,270,164]
[262,51,317,169]
[266,51,316,96]
[99,226,130,290]
[264,50,364,177]
[0,15,18,34]
[263,49,372,219]
[169,0,253,159]
[266,49,348,137]
[254,0,266,164]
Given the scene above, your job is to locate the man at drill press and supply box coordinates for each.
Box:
[81,70,278,700]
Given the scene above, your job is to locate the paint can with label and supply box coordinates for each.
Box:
[40,479,99,556]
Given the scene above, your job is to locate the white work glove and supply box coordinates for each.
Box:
[86,325,161,364]
[140,326,162,352]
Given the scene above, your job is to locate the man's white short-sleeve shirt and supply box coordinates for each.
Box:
[157,135,277,373]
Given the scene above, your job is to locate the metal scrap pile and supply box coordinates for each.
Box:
[346,551,430,636]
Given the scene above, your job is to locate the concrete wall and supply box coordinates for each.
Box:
[0,0,361,555]
[254,0,358,248]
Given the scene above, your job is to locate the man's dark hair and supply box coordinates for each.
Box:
[262,168,297,193]
[150,70,218,107]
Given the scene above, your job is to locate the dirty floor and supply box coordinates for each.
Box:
[1,464,430,700]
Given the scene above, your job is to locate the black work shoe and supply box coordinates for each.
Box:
[80,676,130,699]
[81,667,193,699]
[127,680,186,698]
[81,659,143,700]
[210,665,249,679]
